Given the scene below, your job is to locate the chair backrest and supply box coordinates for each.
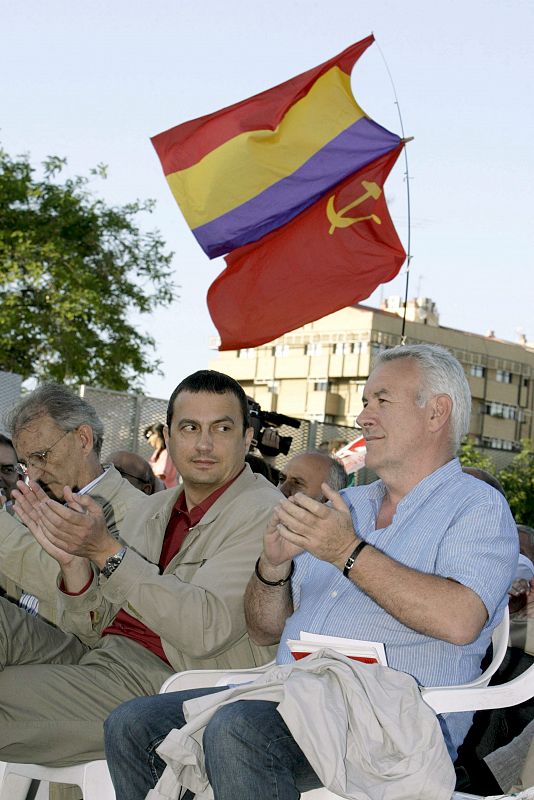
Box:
[463,605,510,689]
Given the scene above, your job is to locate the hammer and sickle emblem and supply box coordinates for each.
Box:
[326,180,382,235]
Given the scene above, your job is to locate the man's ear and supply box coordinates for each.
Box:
[163,424,170,450]
[428,394,453,433]
[77,423,94,454]
[244,426,254,453]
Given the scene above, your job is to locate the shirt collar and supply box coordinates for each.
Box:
[173,466,245,527]
[77,464,109,496]
[362,458,460,511]
[396,458,460,510]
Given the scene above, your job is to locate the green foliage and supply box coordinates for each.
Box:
[458,436,497,473]
[498,440,534,526]
[0,147,176,390]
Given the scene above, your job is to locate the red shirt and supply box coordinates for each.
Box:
[102,471,243,664]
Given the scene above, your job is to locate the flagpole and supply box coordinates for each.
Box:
[373,36,413,344]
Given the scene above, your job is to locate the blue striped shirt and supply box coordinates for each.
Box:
[276,458,518,755]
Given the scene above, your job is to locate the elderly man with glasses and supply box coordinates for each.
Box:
[0,383,144,622]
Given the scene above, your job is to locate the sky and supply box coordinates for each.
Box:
[2,0,533,400]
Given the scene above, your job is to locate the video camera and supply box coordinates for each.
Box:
[247,398,301,457]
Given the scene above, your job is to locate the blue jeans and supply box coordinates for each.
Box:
[104,686,322,800]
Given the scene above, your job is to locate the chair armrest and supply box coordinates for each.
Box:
[159,661,275,694]
[421,661,534,714]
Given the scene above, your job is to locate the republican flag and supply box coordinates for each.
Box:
[208,145,406,349]
[151,36,406,350]
[151,35,401,258]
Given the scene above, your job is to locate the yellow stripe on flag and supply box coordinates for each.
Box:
[167,68,365,229]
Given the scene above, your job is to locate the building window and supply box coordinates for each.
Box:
[370,343,387,358]
[305,343,323,356]
[334,342,353,355]
[313,381,330,392]
[238,348,255,359]
[481,436,520,451]
[470,365,485,378]
[496,369,512,383]
[484,402,517,420]
[272,344,290,357]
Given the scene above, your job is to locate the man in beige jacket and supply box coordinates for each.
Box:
[0,383,144,621]
[1,370,279,767]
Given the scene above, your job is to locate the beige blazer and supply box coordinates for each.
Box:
[0,464,144,622]
[58,465,280,671]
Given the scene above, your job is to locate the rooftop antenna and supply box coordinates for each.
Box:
[373,35,413,344]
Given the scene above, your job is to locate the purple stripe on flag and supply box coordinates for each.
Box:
[193,117,400,258]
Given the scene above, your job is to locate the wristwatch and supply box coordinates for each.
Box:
[101,547,127,579]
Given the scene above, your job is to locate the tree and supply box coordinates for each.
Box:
[0,148,176,390]
[498,440,534,526]
[458,436,497,473]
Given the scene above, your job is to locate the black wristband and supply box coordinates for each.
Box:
[255,557,294,586]
[343,541,368,577]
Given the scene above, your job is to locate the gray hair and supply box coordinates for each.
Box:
[305,451,350,492]
[326,457,350,492]
[5,383,104,457]
[372,344,471,452]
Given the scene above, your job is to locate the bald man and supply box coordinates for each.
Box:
[108,450,164,495]
[277,452,348,502]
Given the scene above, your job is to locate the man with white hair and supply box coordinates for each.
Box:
[105,344,517,800]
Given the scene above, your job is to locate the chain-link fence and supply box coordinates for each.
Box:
[0,372,23,435]
[0,375,519,482]
[79,386,168,461]
[78,387,372,479]
[256,419,376,484]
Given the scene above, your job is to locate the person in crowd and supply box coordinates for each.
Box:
[104,344,517,800]
[244,452,275,483]
[277,451,348,501]
[145,422,178,488]
[457,717,534,796]
[0,433,17,510]
[0,434,18,596]
[0,384,144,621]
[0,370,279,769]
[108,449,164,495]
[483,718,534,795]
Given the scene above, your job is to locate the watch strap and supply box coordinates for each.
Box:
[101,546,127,579]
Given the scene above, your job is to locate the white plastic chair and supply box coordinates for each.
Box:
[0,608,519,800]
[159,607,511,696]
[159,610,517,799]
[0,758,115,800]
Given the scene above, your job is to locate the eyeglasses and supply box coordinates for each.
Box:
[16,430,72,476]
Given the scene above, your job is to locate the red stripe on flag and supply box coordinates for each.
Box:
[151,36,374,173]
[207,145,406,351]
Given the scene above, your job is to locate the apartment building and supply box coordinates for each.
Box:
[209,297,534,465]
